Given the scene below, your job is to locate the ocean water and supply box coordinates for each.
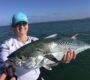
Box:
[0,19,90,80]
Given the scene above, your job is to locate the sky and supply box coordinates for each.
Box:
[0,0,90,25]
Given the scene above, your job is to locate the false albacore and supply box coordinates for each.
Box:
[8,34,90,70]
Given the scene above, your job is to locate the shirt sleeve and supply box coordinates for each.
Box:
[0,41,10,62]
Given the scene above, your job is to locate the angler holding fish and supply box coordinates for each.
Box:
[0,12,76,80]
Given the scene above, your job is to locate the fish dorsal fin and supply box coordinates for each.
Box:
[45,34,58,39]
[71,34,78,39]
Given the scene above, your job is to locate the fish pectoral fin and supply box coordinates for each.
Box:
[49,63,59,67]
[43,62,59,70]
[42,64,52,70]
[42,58,56,70]
[45,55,58,62]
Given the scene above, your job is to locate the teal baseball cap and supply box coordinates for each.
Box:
[12,12,28,25]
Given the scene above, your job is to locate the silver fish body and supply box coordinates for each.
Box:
[8,34,90,70]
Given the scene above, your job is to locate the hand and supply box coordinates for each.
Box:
[3,60,12,74]
[3,60,15,77]
[61,49,76,64]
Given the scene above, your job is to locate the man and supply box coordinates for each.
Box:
[0,12,76,80]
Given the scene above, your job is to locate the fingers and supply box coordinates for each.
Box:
[63,51,69,62]
[63,51,71,63]
[69,49,75,60]
[0,73,7,80]
[63,49,76,64]
[73,50,76,59]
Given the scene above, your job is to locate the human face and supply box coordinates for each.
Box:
[13,21,29,36]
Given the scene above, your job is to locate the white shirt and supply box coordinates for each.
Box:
[0,36,40,80]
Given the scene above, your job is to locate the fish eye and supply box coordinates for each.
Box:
[19,56,23,59]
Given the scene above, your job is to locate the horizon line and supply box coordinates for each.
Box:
[0,17,90,27]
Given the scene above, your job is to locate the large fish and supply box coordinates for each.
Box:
[8,34,90,70]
